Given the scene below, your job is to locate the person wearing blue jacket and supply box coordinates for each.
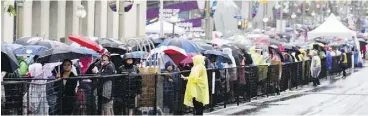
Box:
[161,61,180,114]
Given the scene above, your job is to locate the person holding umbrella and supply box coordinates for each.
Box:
[51,59,78,115]
[92,52,116,115]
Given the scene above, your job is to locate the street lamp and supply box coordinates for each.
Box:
[76,5,86,35]
[170,15,179,37]
[263,17,269,29]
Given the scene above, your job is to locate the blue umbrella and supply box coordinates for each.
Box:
[158,38,201,53]
[1,44,22,51]
[13,45,48,56]
[127,51,147,59]
[76,47,99,56]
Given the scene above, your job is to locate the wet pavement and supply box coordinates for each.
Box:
[208,67,368,115]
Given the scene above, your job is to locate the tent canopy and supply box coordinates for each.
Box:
[308,14,356,40]
[145,21,186,34]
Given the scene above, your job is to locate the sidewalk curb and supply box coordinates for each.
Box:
[206,77,342,115]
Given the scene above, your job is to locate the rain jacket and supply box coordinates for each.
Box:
[270,49,282,81]
[161,62,180,111]
[222,48,237,81]
[310,51,321,78]
[184,55,209,107]
[114,53,142,108]
[24,63,49,115]
[18,58,29,76]
[326,51,333,71]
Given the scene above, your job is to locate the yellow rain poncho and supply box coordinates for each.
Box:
[184,55,209,107]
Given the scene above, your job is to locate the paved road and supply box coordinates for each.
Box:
[246,67,368,115]
[208,67,368,115]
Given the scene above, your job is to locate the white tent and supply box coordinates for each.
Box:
[308,13,362,70]
[145,21,186,34]
[308,14,356,40]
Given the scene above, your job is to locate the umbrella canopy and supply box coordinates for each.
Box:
[1,44,22,50]
[203,50,223,56]
[13,45,48,56]
[180,53,197,65]
[95,38,127,55]
[149,37,165,47]
[128,51,148,59]
[14,37,42,45]
[15,37,62,49]
[150,46,187,65]
[77,47,99,57]
[1,45,19,72]
[36,46,87,63]
[196,42,214,51]
[158,38,201,53]
[68,35,103,53]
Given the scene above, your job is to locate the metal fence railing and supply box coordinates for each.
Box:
[1,54,355,115]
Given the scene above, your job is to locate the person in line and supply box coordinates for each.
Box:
[93,52,116,115]
[52,59,78,115]
[340,49,348,78]
[182,55,209,115]
[269,47,282,95]
[18,56,29,76]
[310,51,321,86]
[114,53,142,115]
[161,61,179,114]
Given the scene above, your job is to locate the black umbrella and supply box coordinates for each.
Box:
[221,44,243,65]
[14,37,42,45]
[36,46,87,63]
[1,45,19,72]
[149,37,165,47]
[96,38,127,54]
[15,37,56,48]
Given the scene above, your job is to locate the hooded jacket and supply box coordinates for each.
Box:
[114,53,142,108]
[184,55,209,107]
[222,48,237,81]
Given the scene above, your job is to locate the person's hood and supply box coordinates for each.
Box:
[192,55,205,66]
[122,53,134,60]
[165,61,175,71]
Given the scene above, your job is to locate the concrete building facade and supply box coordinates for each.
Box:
[1,0,146,44]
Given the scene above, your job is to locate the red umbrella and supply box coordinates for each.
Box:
[150,46,187,65]
[180,53,197,65]
[68,35,103,52]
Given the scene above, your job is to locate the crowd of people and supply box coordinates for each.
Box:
[2,38,365,115]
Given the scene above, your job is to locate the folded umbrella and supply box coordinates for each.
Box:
[1,45,19,73]
[36,46,87,63]
[13,45,48,56]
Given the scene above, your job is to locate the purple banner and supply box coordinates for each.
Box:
[146,1,199,20]
[180,18,202,27]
